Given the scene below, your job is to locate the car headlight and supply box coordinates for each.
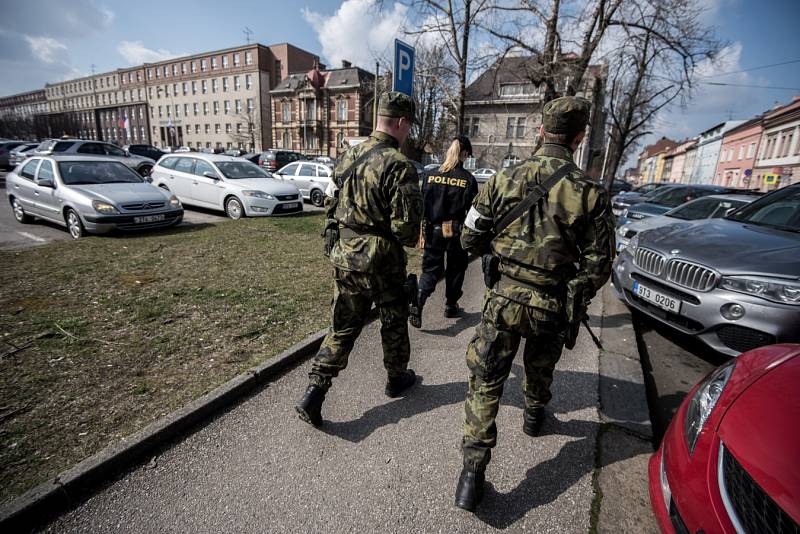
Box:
[628,212,646,220]
[684,359,735,454]
[628,234,639,254]
[169,195,181,209]
[617,225,632,238]
[92,200,119,214]
[720,276,800,305]
[242,190,275,200]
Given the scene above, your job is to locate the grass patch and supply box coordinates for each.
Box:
[0,213,360,503]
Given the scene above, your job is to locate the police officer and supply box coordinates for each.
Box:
[409,135,478,328]
[453,96,615,511]
[295,92,423,428]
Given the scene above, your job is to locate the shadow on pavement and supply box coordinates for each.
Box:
[589,312,630,329]
[422,311,481,337]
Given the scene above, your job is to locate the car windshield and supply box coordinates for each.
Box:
[58,161,143,185]
[643,186,677,201]
[667,197,746,220]
[726,186,800,232]
[215,161,270,179]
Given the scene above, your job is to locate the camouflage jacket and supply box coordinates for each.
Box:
[461,144,615,313]
[327,131,422,274]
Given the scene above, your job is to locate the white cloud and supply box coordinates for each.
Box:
[24,35,68,64]
[302,0,408,69]
[118,41,178,65]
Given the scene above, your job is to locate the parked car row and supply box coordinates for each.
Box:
[612,183,800,358]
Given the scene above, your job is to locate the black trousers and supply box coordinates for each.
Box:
[419,228,469,305]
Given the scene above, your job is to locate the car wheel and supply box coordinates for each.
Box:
[310,189,325,207]
[225,197,244,220]
[11,198,33,223]
[65,209,85,239]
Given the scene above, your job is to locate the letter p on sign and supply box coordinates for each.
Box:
[393,39,415,96]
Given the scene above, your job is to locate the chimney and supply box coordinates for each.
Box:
[342,60,352,69]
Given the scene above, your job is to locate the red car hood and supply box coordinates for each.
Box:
[717,345,800,524]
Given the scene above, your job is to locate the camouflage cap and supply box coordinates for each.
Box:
[378,91,417,123]
[543,96,591,135]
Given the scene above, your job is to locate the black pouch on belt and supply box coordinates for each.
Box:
[481,254,500,288]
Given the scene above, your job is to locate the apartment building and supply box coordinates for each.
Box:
[462,54,607,175]
[713,118,763,189]
[753,96,800,191]
[636,137,677,184]
[270,61,375,157]
[664,139,696,184]
[689,120,745,184]
[143,44,317,151]
[0,89,47,139]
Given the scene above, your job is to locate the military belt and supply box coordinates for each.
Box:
[496,273,563,295]
[340,226,392,240]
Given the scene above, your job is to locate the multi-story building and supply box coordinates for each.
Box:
[713,117,763,189]
[270,61,375,157]
[142,43,318,151]
[462,54,607,175]
[0,89,47,139]
[753,96,800,191]
[690,120,745,184]
[665,139,696,184]
[635,137,677,184]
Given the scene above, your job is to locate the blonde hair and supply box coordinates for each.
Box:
[439,139,462,173]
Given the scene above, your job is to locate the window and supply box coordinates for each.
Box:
[174,158,194,174]
[158,106,163,117]
[202,80,207,94]
[191,61,197,73]
[184,124,190,135]
[225,123,231,133]
[212,79,218,93]
[203,102,209,115]
[283,131,291,148]
[783,132,794,157]
[192,81,197,95]
[224,100,231,114]
[37,160,54,183]
[516,117,526,138]
[470,117,480,137]
[182,82,188,96]
[336,100,347,121]
[222,56,229,68]
[233,53,240,66]
[506,117,515,138]
[173,83,178,97]
[184,104,189,116]
[195,124,200,134]
[245,51,252,65]
[193,103,199,115]
[215,124,221,134]
[175,104,180,117]
[236,99,242,113]
[236,123,242,133]
[166,106,171,117]
[234,76,240,90]
[747,142,755,158]
[194,159,217,177]
[499,83,537,98]
[205,124,210,134]
[211,57,218,70]
[274,60,282,83]
[77,143,105,155]
[246,74,252,90]
[155,68,160,79]
[163,66,168,78]
[281,163,299,175]
[213,101,219,115]
[20,159,39,180]
[283,102,291,122]
[201,59,207,71]
[181,63,187,74]
[223,77,229,92]
[247,98,254,113]
[738,145,744,160]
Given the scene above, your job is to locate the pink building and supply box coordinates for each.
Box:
[667,139,696,183]
[714,117,763,189]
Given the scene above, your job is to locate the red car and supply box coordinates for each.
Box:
[649,344,800,533]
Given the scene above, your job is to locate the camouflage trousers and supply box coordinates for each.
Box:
[462,291,566,471]
[309,268,410,391]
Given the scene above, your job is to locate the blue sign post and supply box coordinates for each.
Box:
[393,39,415,96]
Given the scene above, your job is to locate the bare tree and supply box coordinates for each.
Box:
[603,0,723,183]
[229,108,262,152]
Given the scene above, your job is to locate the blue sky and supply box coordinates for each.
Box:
[1,0,798,162]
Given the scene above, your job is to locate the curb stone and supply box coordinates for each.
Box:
[0,327,331,532]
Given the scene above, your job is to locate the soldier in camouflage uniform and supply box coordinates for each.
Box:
[453,96,615,511]
[295,92,423,428]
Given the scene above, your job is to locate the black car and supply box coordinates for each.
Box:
[599,179,634,195]
[257,149,306,172]
[124,144,166,162]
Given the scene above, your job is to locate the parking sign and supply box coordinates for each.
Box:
[393,39,415,96]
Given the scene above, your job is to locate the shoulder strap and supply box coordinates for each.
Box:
[493,161,577,236]
[335,143,387,189]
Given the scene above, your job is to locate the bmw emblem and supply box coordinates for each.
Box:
[670,249,680,255]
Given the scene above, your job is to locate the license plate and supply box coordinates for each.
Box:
[134,214,165,223]
[633,282,681,313]
[283,202,299,209]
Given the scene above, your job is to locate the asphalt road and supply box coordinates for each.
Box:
[0,170,322,251]
[44,262,609,533]
[630,310,731,444]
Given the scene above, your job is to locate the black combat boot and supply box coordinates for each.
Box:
[444,302,461,318]
[385,369,417,398]
[522,407,546,437]
[409,292,426,329]
[295,385,326,427]
[454,467,485,512]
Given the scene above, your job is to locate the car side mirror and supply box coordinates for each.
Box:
[203,171,219,180]
[124,150,131,157]
[38,178,55,188]
[724,207,736,216]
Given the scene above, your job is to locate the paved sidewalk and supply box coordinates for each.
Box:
[45,262,610,533]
